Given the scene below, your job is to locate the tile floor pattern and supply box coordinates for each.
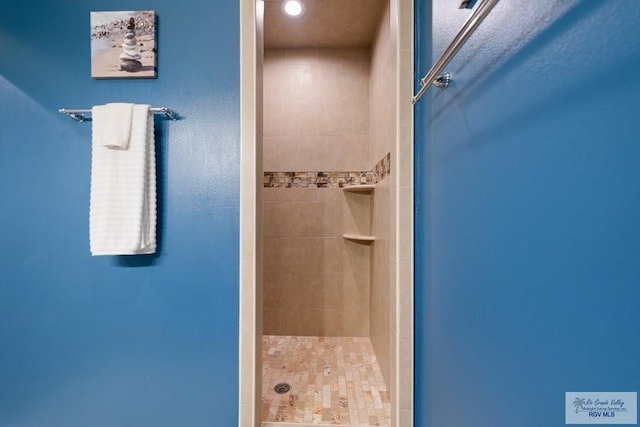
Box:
[262,335,391,426]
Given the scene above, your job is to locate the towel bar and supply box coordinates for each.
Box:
[59,106,178,122]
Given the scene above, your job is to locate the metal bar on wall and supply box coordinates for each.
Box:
[412,0,499,105]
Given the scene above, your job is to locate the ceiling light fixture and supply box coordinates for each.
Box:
[282,0,304,17]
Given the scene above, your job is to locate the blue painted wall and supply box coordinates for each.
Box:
[416,0,640,427]
[0,1,239,426]
[415,1,640,426]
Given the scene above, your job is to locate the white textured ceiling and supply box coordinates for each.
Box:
[264,0,387,49]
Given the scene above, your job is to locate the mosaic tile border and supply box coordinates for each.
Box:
[375,152,391,182]
[264,153,391,188]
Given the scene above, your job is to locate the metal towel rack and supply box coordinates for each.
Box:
[58,106,178,122]
[412,0,499,105]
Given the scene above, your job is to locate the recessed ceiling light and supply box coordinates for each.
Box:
[282,0,304,17]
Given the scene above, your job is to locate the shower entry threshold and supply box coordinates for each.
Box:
[262,335,391,426]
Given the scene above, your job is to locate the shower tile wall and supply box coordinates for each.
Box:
[263,48,372,337]
[263,48,371,172]
[369,1,395,391]
[263,187,371,336]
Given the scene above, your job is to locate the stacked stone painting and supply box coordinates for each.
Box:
[90,11,156,79]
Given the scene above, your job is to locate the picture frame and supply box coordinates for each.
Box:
[90,11,157,79]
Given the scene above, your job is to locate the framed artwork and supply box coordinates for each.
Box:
[90,11,157,79]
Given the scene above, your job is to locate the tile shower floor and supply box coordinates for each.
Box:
[262,335,391,426]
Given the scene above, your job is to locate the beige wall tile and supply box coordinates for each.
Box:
[263,214,371,336]
[263,47,371,172]
[369,0,394,389]
[296,200,343,237]
[343,191,372,236]
[335,135,370,171]
[263,200,295,237]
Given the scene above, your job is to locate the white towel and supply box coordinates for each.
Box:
[89,104,157,256]
[92,103,135,149]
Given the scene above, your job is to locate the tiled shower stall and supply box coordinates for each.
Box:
[261,1,396,424]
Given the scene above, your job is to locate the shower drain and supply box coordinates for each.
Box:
[274,383,291,394]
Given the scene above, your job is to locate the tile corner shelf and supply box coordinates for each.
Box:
[342,184,375,193]
[342,233,375,243]
[342,184,375,243]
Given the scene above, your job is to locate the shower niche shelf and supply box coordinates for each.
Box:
[342,184,375,194]
[342,233,375,243]
[342,183,375,244]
